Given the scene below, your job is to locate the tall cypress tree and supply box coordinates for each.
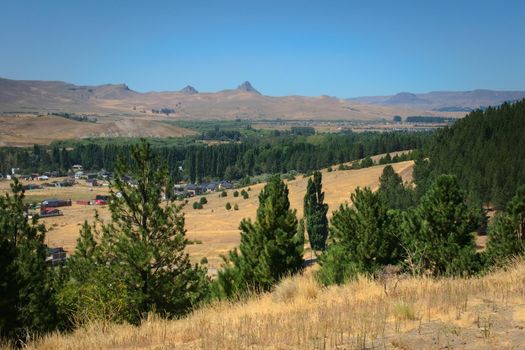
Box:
[213,175,303,298]
[304,171,329,251]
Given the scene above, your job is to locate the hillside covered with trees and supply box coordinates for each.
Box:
[415,99,525,207]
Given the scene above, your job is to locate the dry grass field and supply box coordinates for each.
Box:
[0,159,413,270]
[0,115,196,146]
[24,258,525,349]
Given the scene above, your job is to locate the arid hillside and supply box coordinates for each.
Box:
[25,258,525,349]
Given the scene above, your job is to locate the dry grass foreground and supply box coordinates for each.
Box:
[25,259,525,349]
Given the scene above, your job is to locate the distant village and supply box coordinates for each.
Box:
[1,164,235,266]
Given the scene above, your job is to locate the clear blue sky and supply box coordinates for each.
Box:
[1,0,524,97]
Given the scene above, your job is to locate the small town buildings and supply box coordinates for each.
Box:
[46,247,67,265]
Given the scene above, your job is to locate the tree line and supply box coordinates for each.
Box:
[0,132,429,183]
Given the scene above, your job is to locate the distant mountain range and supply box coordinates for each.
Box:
[1,76,524,120]
[349,90,525,111]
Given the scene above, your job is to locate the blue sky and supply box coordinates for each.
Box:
[1,0,524,97]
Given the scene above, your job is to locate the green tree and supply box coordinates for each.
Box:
[378,165,414,210]
[213,176,303,298]
[401,175,480,276]
[199,196,207,205]
[225,202,231,210]
[317,187,401,285]
[303,171,329,251]
[485,186,525,265]
[0,179,60,340]
[61,140,209,325]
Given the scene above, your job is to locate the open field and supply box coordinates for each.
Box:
[1,159,414,270]
[26,258,525,349]
[0,115,196,146]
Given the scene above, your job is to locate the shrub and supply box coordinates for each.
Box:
[199,196,207,205]
[225,202,231,210]
[200,257,208,264]
[220,190,227,197]
[193,201,203,209]
[233,191,239,197]
[234,203,239,210]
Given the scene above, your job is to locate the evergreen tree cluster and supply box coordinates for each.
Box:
[416,99,525,207]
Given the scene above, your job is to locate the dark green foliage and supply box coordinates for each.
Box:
[0,131,429,182]
[60,140,209,325]
[213,176,303,298]
[234,203,239,210]
[220,190,227,198]
[225,202,231,210]
[417,100,525,207]
[318,188,401,285]
[193,202,203,209]
[401,175,481,276]
[360,156,374,168]
[378,165,414,210]
[304,171,329,251]
[0,180,60,340]
[233,191,239,197]
[486,186,525,265]
[241,189,249,199]
[199,196,208,205]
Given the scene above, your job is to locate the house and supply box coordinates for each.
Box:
[185,183,204,196]
[41,198,72,208]
[74,171,84,179]
[37,175,49,181]
[205,182,219,192]
[46,247,67,265]
[72,165,83,172]
[219,181,233,190]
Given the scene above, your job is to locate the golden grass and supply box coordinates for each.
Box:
[25,259,525,349]
[1,160,414,269]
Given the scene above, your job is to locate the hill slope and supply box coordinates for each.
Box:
[421,99,525,206]
[27,259,525,349]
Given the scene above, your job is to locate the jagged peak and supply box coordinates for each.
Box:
[237,81,261,94]
[179,85,198,94]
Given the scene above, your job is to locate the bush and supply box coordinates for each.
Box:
[233,191,239,197]
[193,202,203,209]
[220,190,227,197]
[234,203,239,210]
[225,202,231,210]
[200,257,208,264]
[326,167,333,172]
[199,196,207,205]
[241,189,249,199]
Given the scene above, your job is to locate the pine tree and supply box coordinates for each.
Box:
[378,165,414,210]
[0,179,59,340]
[486,186,525,265]
[401,175,480,276]
[317,187,401,285]
[213,175,303,298]
[62,140,209,324]
[303,171,329,251]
